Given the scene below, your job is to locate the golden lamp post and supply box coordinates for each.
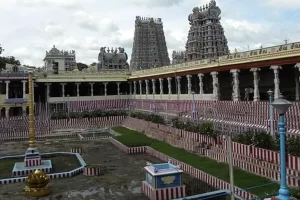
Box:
[24,69,41,167]
[28,69,36,150]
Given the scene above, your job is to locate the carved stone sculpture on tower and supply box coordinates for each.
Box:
[230,69,240,101]
[211,72,219,100]
[172,51,187,64]
[98,47,129,70]
[130,16,170,70]
[185,0,229,61]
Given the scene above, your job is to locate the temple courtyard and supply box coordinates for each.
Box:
[0,139,150,200]
[0,138,216,200]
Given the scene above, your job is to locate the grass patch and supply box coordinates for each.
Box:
[0,154,81,178]
[43,154,81,173]
[112,126,279,196]
[112,127,154,147]
[0,157,23,178]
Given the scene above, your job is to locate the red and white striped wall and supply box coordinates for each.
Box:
[0,116,125,139]
[70,148,83,154]
[1,165,83,184]
[24,156,41,167]
[127,146,147,154]
[83,166,101,176]
[2,100,300,136]
[12,167,51,177]
[142,181,186,200]
[131,99,300,131]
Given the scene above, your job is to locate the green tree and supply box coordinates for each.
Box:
[90,62,97,66]
[77,62,88,71]
[0,55,21,71]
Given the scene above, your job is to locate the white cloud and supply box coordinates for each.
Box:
[62,37,81,49]
[131,0,184,8]
[221,19,282,50]
[44,23,64,38]
[17,0,80,9]
[11,47,31,58]
[0,0,299,67]
[72,11,119,34]
[84,37,102,51]
[165,30,186,50]
[263,0,300,9]
[11,47,44,66]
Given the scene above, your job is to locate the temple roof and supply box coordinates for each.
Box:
[49,45,60,55]
[44,45,76,60]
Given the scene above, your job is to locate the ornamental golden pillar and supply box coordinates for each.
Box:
[28,71,36,149]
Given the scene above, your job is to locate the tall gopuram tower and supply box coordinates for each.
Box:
[130,16,170,70]
[186,0,229,61]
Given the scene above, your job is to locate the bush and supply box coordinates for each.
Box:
[171,117,219,138]
[291,187,300,199]
[130,112,165,125]
[130,112,300,157]
[233,130,277,150]
[51,109,128,119]
[233,130,300,157]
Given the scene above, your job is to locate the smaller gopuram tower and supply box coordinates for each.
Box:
[130,16,170,70]
[186,0,229,61]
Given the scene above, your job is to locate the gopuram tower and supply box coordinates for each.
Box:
[186,0,229,61]
[130,16,170,70]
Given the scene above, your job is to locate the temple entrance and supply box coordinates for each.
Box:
[10,107,22,117]
[0,108,5,118]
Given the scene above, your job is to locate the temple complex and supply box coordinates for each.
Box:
[1,1,300,199]
[130,16,170,70]
[0,0,298,118]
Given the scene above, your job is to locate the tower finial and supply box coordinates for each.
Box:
[210,0,216,6]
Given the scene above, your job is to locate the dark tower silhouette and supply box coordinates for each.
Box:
[185,0,229,61]
[130,16,170,70]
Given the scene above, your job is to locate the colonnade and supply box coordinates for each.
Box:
[0,80,28,99]
[46,82,122,100]
[131,63,300,101]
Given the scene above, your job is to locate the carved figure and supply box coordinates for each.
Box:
[98,47,129,70]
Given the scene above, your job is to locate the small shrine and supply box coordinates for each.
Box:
[25,169,51,197]
[142,160,186,200]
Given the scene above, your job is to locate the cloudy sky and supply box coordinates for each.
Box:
[0,0,300,67]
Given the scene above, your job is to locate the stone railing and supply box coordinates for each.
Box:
[35,69,130,81]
